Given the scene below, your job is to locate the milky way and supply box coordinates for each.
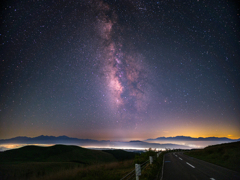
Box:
[93,1,150,119]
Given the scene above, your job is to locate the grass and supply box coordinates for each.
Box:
[185,141,240,172]
[0,145,172,180]
[102,149,136,161]
[0,162,81,180]
[0,158,135,180]
[133,148,168,180]
[0,144,139,180]
[29,160,135,180]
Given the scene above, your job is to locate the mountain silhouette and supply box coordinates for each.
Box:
[146,136,240,141]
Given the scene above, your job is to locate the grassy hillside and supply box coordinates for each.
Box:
[185,141,240,172]
[0,146,167,180]
[0,145,139,180]
[0,144,116,164]
[102,150,137,161]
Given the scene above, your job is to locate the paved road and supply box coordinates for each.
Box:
[162,152,240,180]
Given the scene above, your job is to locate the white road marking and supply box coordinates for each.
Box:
[186,162,195,168]
[179,157,182,160]
[210,178,215,180]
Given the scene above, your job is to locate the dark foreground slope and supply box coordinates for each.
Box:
[0,144,116,164]
[0,145,138,180]
[185,141,240,172]
[102,149,137,161]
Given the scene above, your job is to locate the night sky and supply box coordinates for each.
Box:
[1,0,240,141]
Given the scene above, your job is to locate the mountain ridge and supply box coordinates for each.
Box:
[0,135,190,150]
[1,135,239,144]
[1,135,239,151]
[146,135,240,141]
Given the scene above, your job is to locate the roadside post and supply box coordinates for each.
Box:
[149,156,153,164]
[135,164,141,180]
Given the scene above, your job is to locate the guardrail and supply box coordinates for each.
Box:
[120,152,161,180]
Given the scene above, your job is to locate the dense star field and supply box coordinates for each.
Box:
[1,0,239,140]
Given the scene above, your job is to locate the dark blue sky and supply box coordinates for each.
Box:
[1,0,239,140]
